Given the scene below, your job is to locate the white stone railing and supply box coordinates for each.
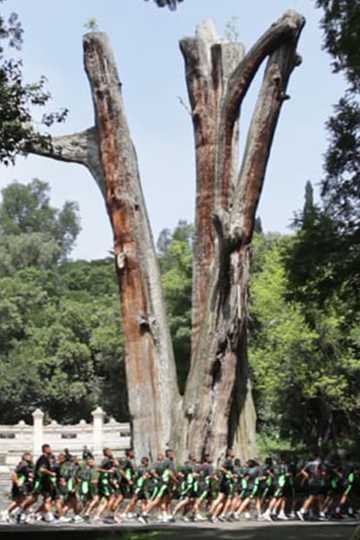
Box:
[0,407,131,467]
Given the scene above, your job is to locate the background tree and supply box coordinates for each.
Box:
[250,178,360,453]
[0,267,128,423]
[0,181,127,424]
[159,221,193,393]
[315,1,360,292]
[254,3,360,451]
[0,0,67,165]
[0,179,80,262]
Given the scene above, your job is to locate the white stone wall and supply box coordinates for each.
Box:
[0,407,131,469]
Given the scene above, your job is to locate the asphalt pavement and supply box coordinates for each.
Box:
[0,521,357,540]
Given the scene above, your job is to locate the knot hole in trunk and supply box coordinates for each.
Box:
[211,358,222,387]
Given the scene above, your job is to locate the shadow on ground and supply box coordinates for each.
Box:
[0,523,357,540]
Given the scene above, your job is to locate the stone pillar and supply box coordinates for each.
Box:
[92,406,105,457]
[32,409,44,458]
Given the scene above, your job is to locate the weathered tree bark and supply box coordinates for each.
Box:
[28,10,305,464]
[180,20,244,366]
[31,128,105,195]
[31,33,181,461]
[181,11,305,462]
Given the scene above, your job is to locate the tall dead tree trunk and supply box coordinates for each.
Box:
[31,33,181,461]
[180,20,244,366]
[181,10,305,462]
[29,10,305,464]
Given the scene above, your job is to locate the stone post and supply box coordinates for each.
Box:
[92,406,105,457]
[32,409,44,458]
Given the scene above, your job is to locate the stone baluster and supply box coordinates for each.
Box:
[92,406,105,457]
[32,409,44,458]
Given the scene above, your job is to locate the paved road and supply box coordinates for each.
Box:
[0,521,357,540]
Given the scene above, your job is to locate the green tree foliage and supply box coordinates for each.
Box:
[317,0,360,90]
[322,96,360,231]
[0,179,81,267]
[158,221,192,393]
[289,182,359,445]
[316,1,360,232]
[0,190,192,424]
[250,231,360,449]
[0,0,67,165]
[250,181,360,450]
[287,182,346,308]
[148,0,183,10]
[0,176,357,451]
[0,181,127,424]
[0,213,194,424]
[315,4,360,331]
[249,234,319,444]
[84,18,99,32]
[0,261,128,424]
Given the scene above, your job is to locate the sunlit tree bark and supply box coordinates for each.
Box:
[30,10,305,462]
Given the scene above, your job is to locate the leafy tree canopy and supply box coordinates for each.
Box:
[0,180,126,424]
[0,179,81,266]
[316,0,360,233]
[0,0,67,165]
[158,220,193,393]
[317,0,360,90]
[250,229,360,450]
[148,0,183,10]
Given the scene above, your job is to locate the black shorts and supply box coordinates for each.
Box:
[98,483,114,499]
[275,484,292,498]
[157,484,170,499]
[134,488,147,500]
[328,485,342,496]
[319,485,328,497]
[250,484,261,499]
[39,480,57,500]
[11,485,28,500]
[262,485,275,499]
[308,482,322,496]
[124,484,134,498]
[41,490,57,500]
[79,491,96,503]
[219,481,233,497]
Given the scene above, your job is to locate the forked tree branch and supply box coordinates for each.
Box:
[224,10,305,125]
[230,38,304,245]
[215,10,305,213]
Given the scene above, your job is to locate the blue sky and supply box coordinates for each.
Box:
[0,0,346,260]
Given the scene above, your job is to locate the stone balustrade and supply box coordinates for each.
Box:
[0,407,131,470]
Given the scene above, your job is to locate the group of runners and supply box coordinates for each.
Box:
[1,443,359,526]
